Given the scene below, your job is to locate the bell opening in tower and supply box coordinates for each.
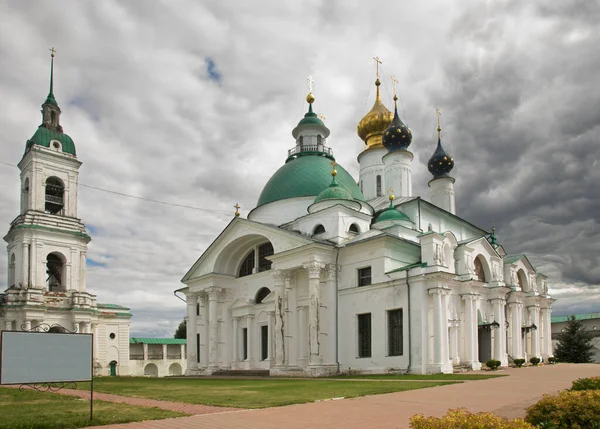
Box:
[46,252,65,292]
[45,176,64,214]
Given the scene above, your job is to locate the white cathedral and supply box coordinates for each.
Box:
[179,74,555,376]
[0,53,131,377]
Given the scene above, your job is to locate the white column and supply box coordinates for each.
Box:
[530,305,540,359]
[30,242,38,287]
[180,344,185,360]
[492,298,507,365]
[24,320,31,331]
[430,289,444,368]
[21,243,29,288]
[462,294,476,365]
[80,252,87,292]
[222,304,232,369]
[541,307,553,359]
[451,324,460,364]
[143,343,148,360]
[472,297,480,364]
[273,270,286,367]
[187,294,198,370]
[162,344,167,360]
[304,262,324,366]
[5,320,11,331]
[267,311,274,361]
[232,317,239,366]
[92,323,98,360]
[298,306,307,364]
[207,288,220,370]
[247,314,255,365]
[326,264,337,366]
[511,303,523,358]
[287,275,298,367]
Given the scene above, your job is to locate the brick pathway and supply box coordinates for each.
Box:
[83,364,599,429]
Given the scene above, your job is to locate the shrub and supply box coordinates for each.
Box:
[411,408,535,428]
[529,357,540,365]
[513,358,525,367]
[525,390,600,429]
[486,359,501,370]
[571,376,600,391]
[547,356,558,364]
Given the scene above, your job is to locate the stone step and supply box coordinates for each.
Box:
[212,369,270,377]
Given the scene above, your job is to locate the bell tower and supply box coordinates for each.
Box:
[2,49,93,330]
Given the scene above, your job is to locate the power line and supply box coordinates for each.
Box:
[0,159,232,216]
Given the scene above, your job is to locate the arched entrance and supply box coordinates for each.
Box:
[109,361,117,377]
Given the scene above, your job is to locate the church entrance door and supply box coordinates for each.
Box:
[109,361,117,376]
[478,328,492,363]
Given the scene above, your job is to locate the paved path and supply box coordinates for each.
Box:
[85,364,599,429]
[46,387,239,416]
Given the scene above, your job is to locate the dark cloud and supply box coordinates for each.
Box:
[0,0,597,334]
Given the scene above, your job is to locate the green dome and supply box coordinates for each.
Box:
[26,126,76,156]
[314,179,354,203]
[257,155,365,207]
[297,112,325,127]
[376,206,411,223]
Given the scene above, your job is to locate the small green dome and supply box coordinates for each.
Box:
[257,155,364,207]
[26,126,76,155]
[314,179,354,203]
[298,111,325,127]
[376,206,411,223]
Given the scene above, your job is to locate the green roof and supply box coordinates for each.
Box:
[257,155,365,207]
[314,177,354,203]
[551,313,600,323]
[98,303,130,310]
[376,206,411,223]
[504,254,525,265]
[26,126,76,155]
[130,338,186,345]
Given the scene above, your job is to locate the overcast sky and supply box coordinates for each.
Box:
[1,0,598,337]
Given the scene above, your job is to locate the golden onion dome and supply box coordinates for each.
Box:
[357,79,394,150]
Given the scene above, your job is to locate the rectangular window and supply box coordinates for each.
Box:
[196,333,200,363]
[358,267,372,287]
[388,309,403,356]
[261,325,269,360]
[376,175,382,197]
[242,328,248,360]
[358,313,372,358]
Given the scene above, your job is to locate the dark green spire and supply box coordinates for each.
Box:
[44,48,58,106]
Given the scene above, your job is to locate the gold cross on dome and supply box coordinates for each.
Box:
[373,56,382,78]
[391,76,398,97]
[331,161,336,168]
[435,108,442,139]
[234,203,240,217]
[318,113,326,121]
[49,47,56,57]
[307,75,314,93]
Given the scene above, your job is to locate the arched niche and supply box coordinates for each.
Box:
[45,176,65,214]
[517,269,529,292]
[349,223,359,234]
[22,177,30,212]
[313,224,326,235]
[144,363,159,377]
[214,234,274,277]
[255,287,271,304]
[8,253,16,287]
[169,363,182,376]
[46,252,67,291]
[474,255,491,283]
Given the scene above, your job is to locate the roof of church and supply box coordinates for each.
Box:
[26,126,76,155]
[256,155,365,207]
[130,338,186,345]
[504,254,526,265]
[551,313,600,323]
[98,303,130,310]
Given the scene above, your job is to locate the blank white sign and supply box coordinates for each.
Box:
[0,331,92,385]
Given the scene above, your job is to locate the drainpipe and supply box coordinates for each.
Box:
[335,247,340,374]
[406,269,412,374]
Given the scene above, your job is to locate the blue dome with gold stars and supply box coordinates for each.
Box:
[382,98,412,152]
[428,138,454,179]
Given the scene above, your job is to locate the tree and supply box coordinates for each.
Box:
[554,316,594,363]
[174,320,187,339]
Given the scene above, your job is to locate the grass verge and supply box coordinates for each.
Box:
[329,373,508,381]
[79,377,456,409]
[0,386,185,429]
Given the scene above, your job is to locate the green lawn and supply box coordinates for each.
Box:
[0,387,185,429]
[79,377,456,408]
[329,373,508,381]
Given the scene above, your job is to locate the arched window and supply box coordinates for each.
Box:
[45,177,64,214]
[46,252,65,291]
[255,287,271,304]
[238,250,255,277]
[313,224,326,235]
[8,253,16,288]
[298,136,304,148]
[22,178,29,212]
[349,224,359,234]
[258,242,274,272]
[376,175,382,197]
[317,135,322,145]
[474,257,487,282]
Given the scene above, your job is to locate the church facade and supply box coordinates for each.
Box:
[0,53,131,377]
[180,75,555,375]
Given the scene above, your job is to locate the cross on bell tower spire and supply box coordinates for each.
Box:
[41,47,62,132]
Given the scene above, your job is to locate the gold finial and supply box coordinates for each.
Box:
[373,57,382,100]
[389,187,395,201]
[330,160,337,176]
[306,76,315,104]
[435,108,442,140]
[317,113,326,121]
[234,203,240,217]
[49,47,56,57]
[391,75,399,104]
